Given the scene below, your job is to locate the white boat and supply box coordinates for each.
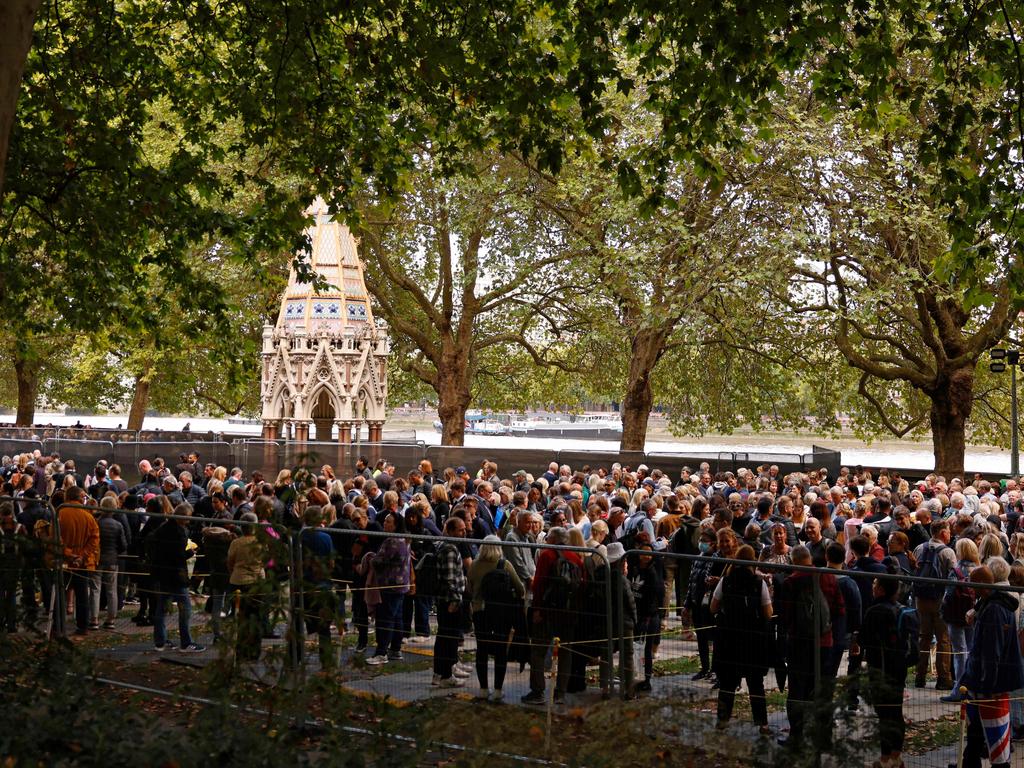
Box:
[510,414,623,439]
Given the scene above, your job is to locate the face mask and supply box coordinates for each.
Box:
[698,541,712,554]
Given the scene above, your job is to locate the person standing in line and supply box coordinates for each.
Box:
[96,496,127,629]
[433,516,470,687]
[57,486,100,636]
[365,511,411,666]
[953,563,1024,768]
[861,574,909,768]
[150,502,204,652]
[227,512,265,661]
[711,544,773,734]
[467,535,525,701]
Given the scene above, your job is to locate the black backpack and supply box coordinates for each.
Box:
[717,570,763,630]
[542,551,583,611]
[480,557,517,608]
[480,557,517,633]
[913,544,948,600]
[414,546,440,599]
[795,580,831,639]
[670,520,700,556]
[620,513,647,552]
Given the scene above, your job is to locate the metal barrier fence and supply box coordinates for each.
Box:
[0,438,843,482]
[2,498,1017,767]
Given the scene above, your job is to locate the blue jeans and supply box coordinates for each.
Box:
[153,586,193,648]
[402,594,431,637]
[374,591,404,656]
[947,622,974,688]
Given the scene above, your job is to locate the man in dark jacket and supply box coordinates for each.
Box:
[778,545,844,752]
[861,575,909,768]
[150,503,203,652]
[180,472,206,506]
[955,566,1024,768]
[825,542,862,687]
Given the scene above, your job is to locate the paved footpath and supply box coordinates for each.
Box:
[88,618,976,768]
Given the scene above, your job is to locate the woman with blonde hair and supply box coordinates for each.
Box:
[431,482,451,523]
[587,520,609,554]
[979,532,1005,563]
[467,535,525,701]
[628,488,648,516]
[943,536,981,697]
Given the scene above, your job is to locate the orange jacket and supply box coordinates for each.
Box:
[58,504,100,571]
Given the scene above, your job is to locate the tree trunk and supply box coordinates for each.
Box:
[0,0,41,198]
[127,371,151,432]
[435,350,472,446]
[619,326,671,451]
[13,354,38,426]
[928,366,974,479]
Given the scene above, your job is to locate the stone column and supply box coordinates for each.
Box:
[294,421,310,443]
[368,422,384,442]
[261,420,280,441]
[337,421,353,444]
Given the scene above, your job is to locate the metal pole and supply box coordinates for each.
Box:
[51,502,66,639]
[812,572,822,706]
[603,555,615,701]
[1012,363,1019,477]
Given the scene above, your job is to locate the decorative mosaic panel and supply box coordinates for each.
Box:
[311,301,342,319]
[346,302,368,321]
[284,301,305,322]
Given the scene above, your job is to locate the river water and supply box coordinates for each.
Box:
[2,412,1013,475]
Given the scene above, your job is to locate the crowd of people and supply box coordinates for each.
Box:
[3,451,1024,767]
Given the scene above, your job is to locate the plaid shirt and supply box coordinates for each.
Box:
[437,542,466,604]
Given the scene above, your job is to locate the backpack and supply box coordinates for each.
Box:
[717,570,762,630]
[895,604,921,667]
[913,544,948,600]
[795,580,831,639]
[32,518,57,569]
[620,513,647,552]
[414,547,440,599]
[939,566,975,627]
[480,558,518,633]
[581,556,609,632]
[480,558,517,608]
[670,520,700,556]
[882,555,913,605]
[542,551,582,611]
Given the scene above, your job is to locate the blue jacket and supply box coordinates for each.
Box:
[961,590,1024,695]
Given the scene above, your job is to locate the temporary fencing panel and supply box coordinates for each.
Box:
[423,446,559,478]
[44,438,114,469]
[0,438,45,458]
[24,437,853,485]
[349,441,426,475]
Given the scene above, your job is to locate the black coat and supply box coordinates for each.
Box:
[150,520,192,588]
[714,566,770,673]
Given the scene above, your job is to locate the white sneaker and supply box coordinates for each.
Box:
[456,662,473,675]
[490,689,504,703]
[438,676,465,688]
[431,674,443,686]
[366,654,389,666]
[407,635,432,645]
[452,665,471,678]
